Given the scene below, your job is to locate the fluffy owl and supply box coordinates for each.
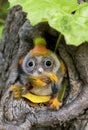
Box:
[11,37,66,110]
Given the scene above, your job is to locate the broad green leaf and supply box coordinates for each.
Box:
[9,0,78,25]
[50,3,88,45]
[9,0,88,46]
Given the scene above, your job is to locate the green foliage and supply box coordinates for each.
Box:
[9,0,88,46]
[0,0,10,38]
[0,24,4,39]
[0,0,10,15]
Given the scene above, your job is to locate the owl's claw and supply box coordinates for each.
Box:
[48,98,62,110]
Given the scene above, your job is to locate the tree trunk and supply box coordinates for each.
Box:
[0,5,88,130]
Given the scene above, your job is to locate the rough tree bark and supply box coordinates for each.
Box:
[0,5,88,130]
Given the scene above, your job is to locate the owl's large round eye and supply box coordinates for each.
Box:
[45,60,52,67]
[43,59,53,68]
[26,59,35,70]
[27,61,34,67]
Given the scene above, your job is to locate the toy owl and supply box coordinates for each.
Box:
[11,37,66,110]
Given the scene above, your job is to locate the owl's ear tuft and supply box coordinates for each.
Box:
[34,37,47,46]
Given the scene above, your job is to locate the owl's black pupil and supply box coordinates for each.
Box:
[28,61,33,67]
[46,61,51,66]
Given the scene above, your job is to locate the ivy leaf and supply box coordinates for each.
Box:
[9,0,88,46]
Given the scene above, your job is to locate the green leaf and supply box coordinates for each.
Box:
[9,0,88,46]
[49,3,88,45]
[9,0,78,25]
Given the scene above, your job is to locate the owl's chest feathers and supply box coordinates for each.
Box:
[29,84,52,96]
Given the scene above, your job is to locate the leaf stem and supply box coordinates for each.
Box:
[54,33,62,52]
[58,80,66,102]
